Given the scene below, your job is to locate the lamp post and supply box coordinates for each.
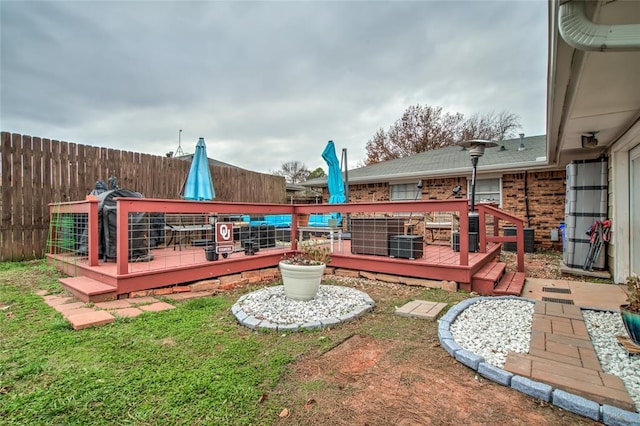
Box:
[456,139,498,251]
[457,139,498,213]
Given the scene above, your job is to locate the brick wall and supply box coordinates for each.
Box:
[503,170,566,250]
[326,170,566,251]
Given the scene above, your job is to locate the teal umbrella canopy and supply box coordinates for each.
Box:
[183,138,215,201]
[321,140,346,204]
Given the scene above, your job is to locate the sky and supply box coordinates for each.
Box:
[1,0,548,174]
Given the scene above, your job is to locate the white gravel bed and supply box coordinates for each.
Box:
[449,299,534,367]
[449,299,640,413]
[583,310,640,412]
[238,285,373,324]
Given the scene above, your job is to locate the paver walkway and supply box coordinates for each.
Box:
[39,291,178,330]
[39,289,219,330]
[504,301,636,412]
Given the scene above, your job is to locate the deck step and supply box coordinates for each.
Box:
[471,262,506,295]
[492,271,526,296]
[59,276,117,303]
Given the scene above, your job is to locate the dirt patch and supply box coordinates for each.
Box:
[314,334,390,378]
[272,333,596,425]
[501,250,612,283]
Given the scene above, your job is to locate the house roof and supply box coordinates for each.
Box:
[304,134,548,187]
[547,0,640,166]
[286,183,306,192]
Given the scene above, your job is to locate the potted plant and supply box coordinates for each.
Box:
[279,240,331,301]
[297,213,310,227]
[620,274,640,346]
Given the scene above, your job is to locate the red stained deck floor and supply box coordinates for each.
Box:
[49,239,504,297]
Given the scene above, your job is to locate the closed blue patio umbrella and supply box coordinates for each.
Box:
[322,139,346,216]
[183,137,215,201]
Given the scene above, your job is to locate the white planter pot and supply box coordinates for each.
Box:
[279,261,326,301]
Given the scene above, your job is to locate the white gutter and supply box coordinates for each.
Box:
[559,1,640,52]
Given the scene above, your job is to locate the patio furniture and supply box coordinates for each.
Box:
[350,218,404,256]
[424,211,456,245]
[165,223,213,250]
[389,235,423,259]
[298,225,342,253]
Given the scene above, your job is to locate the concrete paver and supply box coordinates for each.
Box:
[139,302,176,312]
[94,300,132,309]
[53,301,88,313]
[523,278,628,310]
[395,300,447,320]
[67,311,115,330]
[111,307,144,318]
[127,296,159,305]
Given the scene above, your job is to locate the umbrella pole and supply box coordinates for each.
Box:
[342,148,350,232]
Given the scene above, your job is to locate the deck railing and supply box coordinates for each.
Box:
[47,197,526,277]
[477,204,526,272]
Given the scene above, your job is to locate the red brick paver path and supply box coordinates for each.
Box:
[41,293,178,330]
[504,301,636,411]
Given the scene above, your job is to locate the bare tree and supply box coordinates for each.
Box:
[459,111,521,142]
[365,105,521,164]
[272,161,310,183]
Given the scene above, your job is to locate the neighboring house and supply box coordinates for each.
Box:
[548,0,640,283]
[304,134,567,251]
[286,183,322,204]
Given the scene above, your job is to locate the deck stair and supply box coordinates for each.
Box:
[471,262,506,295]
[492,271,526,296]
[59,276,117,303]
[470,261,526,296]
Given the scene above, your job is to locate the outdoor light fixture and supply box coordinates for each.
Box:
[457,139,498,213]
[581,132,599,149]
[448,185,462,199]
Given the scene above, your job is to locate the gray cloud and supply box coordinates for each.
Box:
[1,0,547,173]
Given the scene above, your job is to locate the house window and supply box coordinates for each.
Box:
[468,178,501,206]
[390,183,421,217]
[390,183,420,201]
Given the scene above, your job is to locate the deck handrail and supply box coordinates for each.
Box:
[48,197,525,276]
[48,199,99,266]
[477,204,526,272]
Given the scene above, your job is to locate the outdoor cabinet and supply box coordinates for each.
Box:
[452,232,479,253]
[350,218,404,256]
[389,235,423,259]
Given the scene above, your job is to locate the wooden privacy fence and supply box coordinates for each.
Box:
[0,132,286,261]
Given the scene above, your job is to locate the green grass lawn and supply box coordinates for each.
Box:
[0,261,468,425]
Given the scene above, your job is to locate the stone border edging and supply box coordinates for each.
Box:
[231,285,375,332]
[438,296,640,426]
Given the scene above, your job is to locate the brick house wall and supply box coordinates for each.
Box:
[502,170,566,251]
[323,170,566,251]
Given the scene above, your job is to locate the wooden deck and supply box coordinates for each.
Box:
[47,198,528,301]
[49,239,513,298]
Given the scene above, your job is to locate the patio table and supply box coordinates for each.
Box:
[297,226,342,253]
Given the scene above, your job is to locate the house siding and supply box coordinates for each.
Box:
[324,170,566,251]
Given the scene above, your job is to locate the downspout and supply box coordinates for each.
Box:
[559,1,640,52]
[524,171,531,228]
